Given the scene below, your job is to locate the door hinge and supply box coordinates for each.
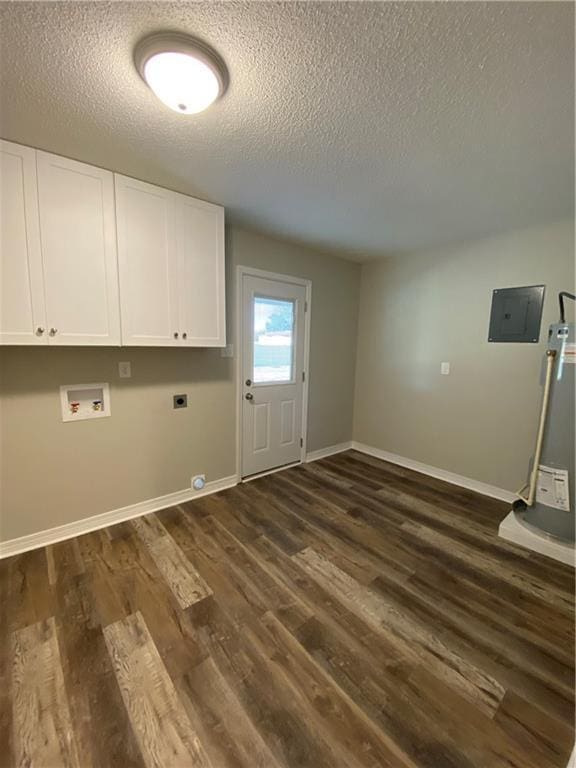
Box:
[304,301,308,312]
[300,438,304,448]
[302,371,306,382]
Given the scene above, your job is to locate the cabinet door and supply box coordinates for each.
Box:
[36,152,120,345]
[115,175,179,346]
[175,193,225,347]
[0,141,47,344]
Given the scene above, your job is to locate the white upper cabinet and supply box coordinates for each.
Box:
[0,141,47,344]
[115,175,179,346]
[0,141,225,347]
[36,151,120,345]
[175,193,225,347]
[116,175,225,347]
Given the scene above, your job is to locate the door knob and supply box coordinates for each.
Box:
[245,393,254,401]
[36,327,45,335]
[174,332,179,339]
[245,379,252,386]
[49,327,57,336]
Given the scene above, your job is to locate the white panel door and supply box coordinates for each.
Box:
[175,193,225,347]
[241,274,307,477]
[0,140,47,344]
[36,151,120,345]
[115,175,179,346]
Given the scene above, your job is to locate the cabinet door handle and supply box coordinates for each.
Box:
[174,332,179,339]
[36,327,45,335]
[182,332,187,340]
[49,327,58,336]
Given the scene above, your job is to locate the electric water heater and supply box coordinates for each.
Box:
[513,292,575,543]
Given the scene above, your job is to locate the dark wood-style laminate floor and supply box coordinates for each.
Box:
[1,450,574,768]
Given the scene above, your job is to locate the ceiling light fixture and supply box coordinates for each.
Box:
[134,32,228,115]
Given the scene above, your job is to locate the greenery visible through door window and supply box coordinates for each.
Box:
[253,296,295,383]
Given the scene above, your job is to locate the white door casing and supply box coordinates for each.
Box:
[36,151,120,345]
[0,141,47,344]
[239,269,310,478]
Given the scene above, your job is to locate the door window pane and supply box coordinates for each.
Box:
[253,296,294,383]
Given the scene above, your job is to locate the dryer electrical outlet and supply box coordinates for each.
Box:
[173,394,187,409]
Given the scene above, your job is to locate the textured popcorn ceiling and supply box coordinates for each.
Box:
[0,1,573,258]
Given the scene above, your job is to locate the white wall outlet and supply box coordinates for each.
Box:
[220,344,234,358]
[441,362,450,375]
[192,474,206,491]
[118,361,131,378]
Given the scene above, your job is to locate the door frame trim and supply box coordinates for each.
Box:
[235,266,312,480]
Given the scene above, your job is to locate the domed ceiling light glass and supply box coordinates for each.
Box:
[134,33,228,114]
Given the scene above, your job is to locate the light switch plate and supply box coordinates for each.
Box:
[220,344,234,358]
[118,361,131,378]
[441,362,450,375]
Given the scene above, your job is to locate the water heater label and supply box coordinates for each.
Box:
[561,342,576,364]
[536,465,570,511]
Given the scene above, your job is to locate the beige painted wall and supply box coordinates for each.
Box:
[227,228,361,452]
[4,214,569,542]
[0,226,360,541]
[353,219,575,492]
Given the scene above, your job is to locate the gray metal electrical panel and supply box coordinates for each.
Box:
[488,285,545,343]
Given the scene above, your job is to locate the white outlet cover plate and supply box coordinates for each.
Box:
[220,344,234,358]
[118,361,131,378]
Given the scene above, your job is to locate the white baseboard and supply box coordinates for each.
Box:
[0,442,523,559]
[499,511,575,567]
[306,441,353,463]
[350,441,516,504]
[0,474,238,560]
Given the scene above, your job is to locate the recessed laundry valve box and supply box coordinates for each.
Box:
[60,383,110,422]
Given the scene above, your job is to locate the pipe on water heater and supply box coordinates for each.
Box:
[516,349,557,506]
